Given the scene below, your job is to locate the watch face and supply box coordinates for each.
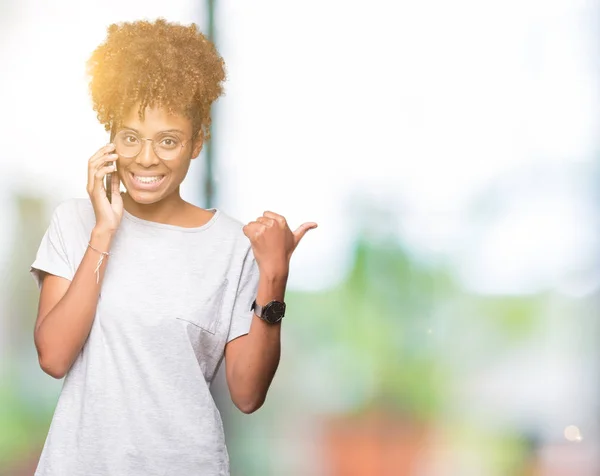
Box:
[264,301,286,323]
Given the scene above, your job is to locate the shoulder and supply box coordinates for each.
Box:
[49,197,95,235]
[214,209,244,232]
[213,209,252,250]
[52,197,93,218]
[213,211,258,278]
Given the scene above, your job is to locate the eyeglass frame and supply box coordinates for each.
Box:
[112,128,200,161]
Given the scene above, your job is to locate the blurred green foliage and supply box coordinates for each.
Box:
[285,230,544,423]
[286,235,449,421]
[1,195,55,470]
[0,372,52,467]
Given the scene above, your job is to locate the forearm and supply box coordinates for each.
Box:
[228,273,286,411]
[35,229,113,377]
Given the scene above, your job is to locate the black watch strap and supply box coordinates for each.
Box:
[252,300,265,318]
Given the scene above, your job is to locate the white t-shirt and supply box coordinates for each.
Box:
[30,198,260,476]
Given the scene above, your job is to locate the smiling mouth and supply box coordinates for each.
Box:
[129,172,166,189]
[132,173,164,183]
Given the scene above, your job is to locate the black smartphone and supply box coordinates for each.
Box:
[106,126,116,203]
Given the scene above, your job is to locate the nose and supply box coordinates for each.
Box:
[135,139,160,167]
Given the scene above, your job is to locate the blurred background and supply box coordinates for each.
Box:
[1,0,599,475]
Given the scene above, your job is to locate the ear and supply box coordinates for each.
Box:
[191,129,204,160]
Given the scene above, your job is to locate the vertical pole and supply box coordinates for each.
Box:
[205,0,216,209]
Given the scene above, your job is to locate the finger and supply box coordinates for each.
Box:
[89,152,118,170]
[257,217,275,227]
[293,222,318,245]
[263,211,286,226]
[243,221,265,238]
[92,164,117,197]
[88,143,116,165]
[88,154,118,193]
[94,164,116,182]
[111,169,120,196]
[110,172,123,208]
[242,222,257,238]
[88,153,117,182]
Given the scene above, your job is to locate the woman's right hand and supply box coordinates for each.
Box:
[87,143,124,233]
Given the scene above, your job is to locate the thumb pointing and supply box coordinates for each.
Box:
[293,222,318,245]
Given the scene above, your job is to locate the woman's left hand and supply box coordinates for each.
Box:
[243,211,318,278]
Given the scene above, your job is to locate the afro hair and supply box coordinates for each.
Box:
[87,18,226,141]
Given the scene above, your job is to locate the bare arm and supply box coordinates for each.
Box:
[224,273,285,413]
[34,143,122,379]
[34,230,113,379]
[223,210,316,414]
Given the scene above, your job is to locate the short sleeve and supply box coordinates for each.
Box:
[227,246,260,343]
[30,204,74,289]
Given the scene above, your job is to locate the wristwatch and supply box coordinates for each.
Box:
[251,299,286,324]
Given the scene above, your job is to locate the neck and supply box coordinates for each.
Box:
[122,189,189,225]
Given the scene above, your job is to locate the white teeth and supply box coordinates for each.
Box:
[134,175,163,184]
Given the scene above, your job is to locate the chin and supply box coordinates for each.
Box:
[126,189,167,205]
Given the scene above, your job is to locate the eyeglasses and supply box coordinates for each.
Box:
[113,130,195,161]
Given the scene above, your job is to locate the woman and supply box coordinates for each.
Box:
[30,18,317,475]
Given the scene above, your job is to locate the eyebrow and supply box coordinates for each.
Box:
[121,125,186,135]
